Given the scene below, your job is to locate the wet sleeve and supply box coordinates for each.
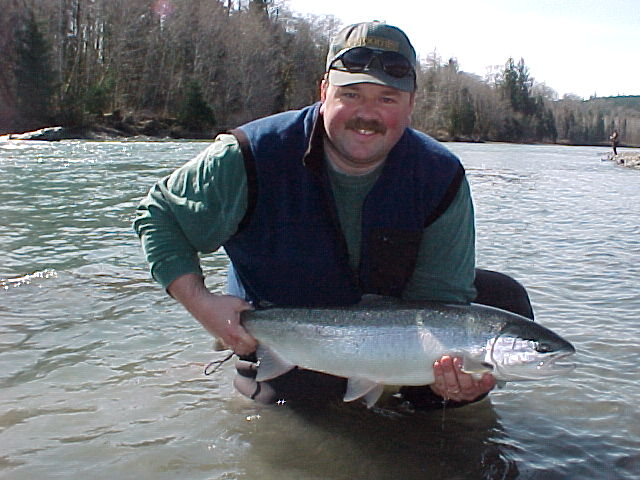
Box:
[133,134,248,289]
[402,176,476,303]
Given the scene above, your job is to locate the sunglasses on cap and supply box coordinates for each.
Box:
[330,47,414,79]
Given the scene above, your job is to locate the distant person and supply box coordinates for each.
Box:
[134,21,533,409]
[610,130,619,156]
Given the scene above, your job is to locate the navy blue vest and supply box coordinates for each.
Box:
[224,103,464,306]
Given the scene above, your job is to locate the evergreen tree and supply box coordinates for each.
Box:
[594,111,605,141]
[14,9,56,130]
[447,87,475,138]
[501,58,535,116]
[458,87,475,136]
[544,108,558,143]
[177,81,216,131]
[85,81,112,116]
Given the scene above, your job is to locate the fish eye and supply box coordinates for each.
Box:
[535,342,554,353]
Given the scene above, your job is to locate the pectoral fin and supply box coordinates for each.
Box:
[344,378,384,407]
[362,385,385,408]
[255,344,295,381]
[461,355,494,380]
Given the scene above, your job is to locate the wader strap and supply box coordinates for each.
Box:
[423,165,465,228]
[228,128,258,233]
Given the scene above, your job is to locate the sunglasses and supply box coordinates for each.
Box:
[330,47,414,79]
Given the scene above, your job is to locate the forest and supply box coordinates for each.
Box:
[2,0,640,146]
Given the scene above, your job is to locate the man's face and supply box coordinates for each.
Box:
[320,80,415,174]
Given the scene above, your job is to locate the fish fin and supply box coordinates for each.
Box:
[254,345,295,382]
[344,377,383,407]
[460,355,494,380]
[362,384,385,408]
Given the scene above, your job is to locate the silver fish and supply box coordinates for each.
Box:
[242,298,575,407]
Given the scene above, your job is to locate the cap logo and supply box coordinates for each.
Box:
[344,36,399,52]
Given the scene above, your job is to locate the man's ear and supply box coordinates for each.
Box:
[320,74,329,102]
[407,91,416,121]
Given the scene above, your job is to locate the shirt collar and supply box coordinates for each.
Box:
[302,104,327,177]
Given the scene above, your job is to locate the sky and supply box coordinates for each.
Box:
[284,0,640,99]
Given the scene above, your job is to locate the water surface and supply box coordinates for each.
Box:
[1,140,638,479]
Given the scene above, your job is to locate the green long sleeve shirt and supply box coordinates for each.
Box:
[134,134,477,303]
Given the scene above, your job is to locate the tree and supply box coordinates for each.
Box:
[5,1,638,145]
[0,0,21,133]
[85,79,113,116]
[177,81,215,131]
[501,57,534,116]
[458,87,476,136]
[14,7,56,130]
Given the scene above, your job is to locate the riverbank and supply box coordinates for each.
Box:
[0,112,214,142]
[604,152,640,169]
[2,120,639,150]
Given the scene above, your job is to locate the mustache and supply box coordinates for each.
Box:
[345,117,386,134]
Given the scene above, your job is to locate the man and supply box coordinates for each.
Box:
[610,130,619,156]
[134,22,532,408]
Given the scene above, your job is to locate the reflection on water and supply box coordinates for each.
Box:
[237,399,519,480]
[1,140,639,479]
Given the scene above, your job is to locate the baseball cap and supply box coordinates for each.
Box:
[326,22,417,92]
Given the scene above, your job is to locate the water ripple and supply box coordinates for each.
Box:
[1,141,639,479]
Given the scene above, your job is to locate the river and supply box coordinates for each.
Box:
[1,139,638,479]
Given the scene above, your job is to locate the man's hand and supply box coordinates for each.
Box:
[430,355,496,403]
[167,274,257,355]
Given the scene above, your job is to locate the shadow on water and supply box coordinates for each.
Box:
[239,396,520,480]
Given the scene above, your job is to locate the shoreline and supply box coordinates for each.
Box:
[2,124,639,150]
[0,111,217,142]
[605,152,640,168]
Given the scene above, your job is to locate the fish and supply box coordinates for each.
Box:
[241,297,575,407]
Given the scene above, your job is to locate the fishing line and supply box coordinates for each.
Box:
[204,352,235,376]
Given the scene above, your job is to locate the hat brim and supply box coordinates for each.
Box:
[327,69,415,93]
